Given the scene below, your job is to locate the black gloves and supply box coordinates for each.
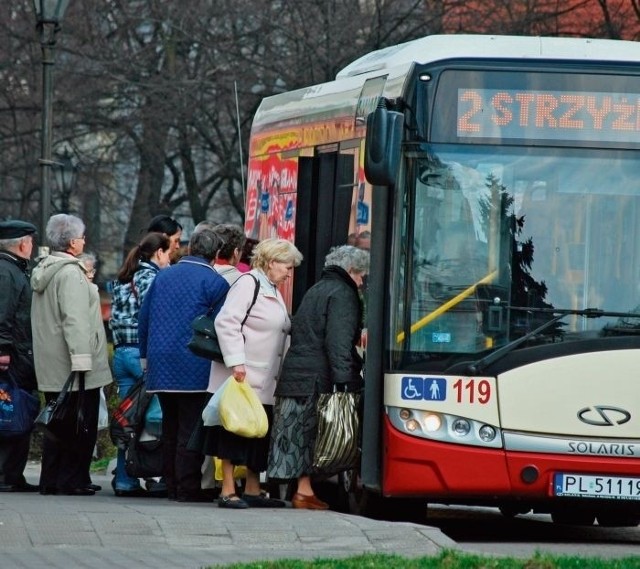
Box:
[335,381,363,393]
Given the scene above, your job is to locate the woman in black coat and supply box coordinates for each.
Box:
[268,245,369,509]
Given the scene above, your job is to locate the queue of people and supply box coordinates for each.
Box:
[0,213,369,510]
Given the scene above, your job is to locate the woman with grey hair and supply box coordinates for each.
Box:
[31,214,112,495]
[268,245,369,509]
[138,228,229,502]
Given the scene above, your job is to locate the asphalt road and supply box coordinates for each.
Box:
[424,504,640,559]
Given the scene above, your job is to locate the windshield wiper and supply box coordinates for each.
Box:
[465,307,640,375]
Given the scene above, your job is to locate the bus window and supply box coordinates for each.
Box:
[392,153,512,359]
[391,143,640,368]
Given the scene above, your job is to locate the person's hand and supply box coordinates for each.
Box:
[0,354,10,372]
[336,381,363,393]
[140,358,148,372]
[358,329,368,350]
[232,365,246,382]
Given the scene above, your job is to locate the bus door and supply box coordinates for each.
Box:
[293,143,362,310]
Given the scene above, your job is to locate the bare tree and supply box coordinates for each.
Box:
[2,0,639,270]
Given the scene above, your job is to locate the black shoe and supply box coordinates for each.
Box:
[242,492,286,508]
[201,488,221,500]
[0,482,39,493]
[218,493,249,509]
[114,487,147,497]
[61,488,95,496]
[86,484,102,492]
[146,480,168,497]
[39,487,58,495]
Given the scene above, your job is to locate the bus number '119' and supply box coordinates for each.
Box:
[453,379,491,404]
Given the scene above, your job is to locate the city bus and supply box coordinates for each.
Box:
[246,34,640,526]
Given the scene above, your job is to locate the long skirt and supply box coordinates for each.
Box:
[196,405,273,473]
[267,394,318,481]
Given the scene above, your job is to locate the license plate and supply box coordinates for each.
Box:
[554,473,640,501]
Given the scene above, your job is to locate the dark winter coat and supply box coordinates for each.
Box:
[0,251,36,390]
[138,256,229,392]
[275,265,363,397]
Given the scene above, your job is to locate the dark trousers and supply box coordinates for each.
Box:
[0,432,30,486]
[157,392,207,498]
[39,387,100,492]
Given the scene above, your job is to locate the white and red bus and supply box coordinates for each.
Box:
[247,34,640,526]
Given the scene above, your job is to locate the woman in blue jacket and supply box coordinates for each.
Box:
[138,228,228,502]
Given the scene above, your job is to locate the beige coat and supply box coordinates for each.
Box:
[30,252,112,392]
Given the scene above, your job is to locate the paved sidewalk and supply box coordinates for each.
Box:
[0,464,455,569]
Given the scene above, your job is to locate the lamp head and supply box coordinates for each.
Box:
[33,0,71,25]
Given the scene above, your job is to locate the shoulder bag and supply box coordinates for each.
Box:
[188,274,259,362]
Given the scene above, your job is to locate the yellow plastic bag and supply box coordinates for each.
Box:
[219,378,268,438]
[213,457,247,481]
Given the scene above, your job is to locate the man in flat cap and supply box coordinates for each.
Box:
[0,220,39,492]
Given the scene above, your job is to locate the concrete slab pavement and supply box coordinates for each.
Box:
[0,463,455,569]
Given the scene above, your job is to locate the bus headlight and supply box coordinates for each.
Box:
[422,413,442,432]
[386,406,502,448]
[452,418,471,437]
[479,425,497,442]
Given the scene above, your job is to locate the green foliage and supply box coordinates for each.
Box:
[212,551,640,569]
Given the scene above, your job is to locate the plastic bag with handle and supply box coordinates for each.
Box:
[219,378,268,438]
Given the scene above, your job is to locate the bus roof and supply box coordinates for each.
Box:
[250,34,640,150]
[337,34,640,77]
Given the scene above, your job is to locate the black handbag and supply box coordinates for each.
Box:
[187,274,260,362]
[188,312,224,362]
[0,376,40,437]
[34,372,86,443]
[125,435,164,478]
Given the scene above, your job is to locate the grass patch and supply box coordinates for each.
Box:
[213,551,640,569]
[90,456,113,473]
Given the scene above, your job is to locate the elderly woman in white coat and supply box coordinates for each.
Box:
[203,238,302,509]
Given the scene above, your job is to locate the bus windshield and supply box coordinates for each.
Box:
[390,143,640,366]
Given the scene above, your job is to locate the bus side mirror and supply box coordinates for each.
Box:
[364,107,403,186]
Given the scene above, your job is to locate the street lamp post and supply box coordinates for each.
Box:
[53,146,78,213]
[33,0,71,254]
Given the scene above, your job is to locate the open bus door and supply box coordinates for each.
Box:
[292,148,359,312]
[336,105,427,518]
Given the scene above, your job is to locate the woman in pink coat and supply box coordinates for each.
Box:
[205,238,302,509]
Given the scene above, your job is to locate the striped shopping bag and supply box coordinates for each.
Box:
[311,391,361,474]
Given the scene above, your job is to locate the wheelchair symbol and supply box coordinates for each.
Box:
[402,378,423,400]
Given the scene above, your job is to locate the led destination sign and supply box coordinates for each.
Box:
[457,88,640,144]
